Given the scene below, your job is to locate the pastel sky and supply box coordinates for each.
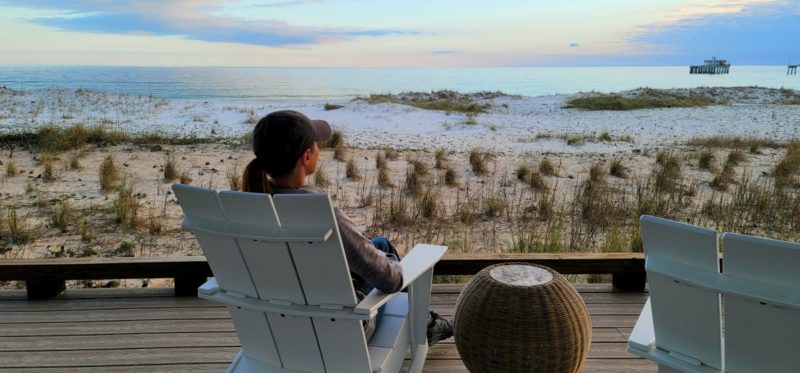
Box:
[0,0,797,66]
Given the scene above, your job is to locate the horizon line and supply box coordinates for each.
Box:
[0,64,796,69]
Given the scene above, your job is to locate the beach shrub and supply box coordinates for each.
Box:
[654,152,682,192]
[565,88,717,110]
[710,174,729,192]
[376,151,387,170]
[469,149,490,175]
[42,157,56,182]
[609,158,628,178]
[384,148,400,160]
[79,219,94,242]
[146,205,163,235]
[565,135,585,146]
[113,241,135,257]
[726,150,746,166]
[687,136,781,149]
[163,155,179,181]
[434,149,447,169]
[384,191,409,226]
[333,143,347,161]
[698,151,716,171]
[483,196,507,218]
[5,160,16,177]
[409,159,428,176]
[179,171,192,184]
[404,169,423,197]
[113,180,139,228]
[515,165,530,181]
[7,208,31,244]
[528,171,547,192]
[453,200,477,226]
[364,90,492,114]
[226,165,241,191]
[377,167,393,188]
[69,152,81,170]
[325,129,345,148]
[774,141,800,187]
[539,159,556,176]
[588,162,606,183]
[99,155,119,191]
[313,166,330,188]
[414,191,439,219]
[0,124,212,151]
[50,199,71,232]
[345,159,362,181]
[444,167,457,186]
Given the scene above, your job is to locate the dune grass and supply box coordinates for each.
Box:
[0,124,213,152]
[364,90,493,114]
[98,155,119,191]
[688,136,782,150]
[565,88,718,110]
[774,141,800,187]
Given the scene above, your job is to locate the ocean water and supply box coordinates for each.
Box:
[0,66,798,100]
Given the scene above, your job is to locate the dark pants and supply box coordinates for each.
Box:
[358,236,401,294]
[365,236,403,331]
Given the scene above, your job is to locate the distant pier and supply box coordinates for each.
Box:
[690,57,730,74]
[789,65,798,75]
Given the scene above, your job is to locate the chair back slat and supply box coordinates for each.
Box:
[640,215,722,370]
[313,318,372,372]
[722,233,800,372]
[174,185,283,367]
[173,185,257,298]
[273,194,358,307]
[227,306,283,367]
[218,191,306,305]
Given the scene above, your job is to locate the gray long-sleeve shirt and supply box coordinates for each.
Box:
[272,185,404,338]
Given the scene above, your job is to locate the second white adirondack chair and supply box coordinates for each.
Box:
[628,215,800,373]
[173,184,447,373]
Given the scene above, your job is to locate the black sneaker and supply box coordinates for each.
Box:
[426,311,454,346]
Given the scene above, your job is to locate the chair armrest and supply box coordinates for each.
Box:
[628,297,655,355]
[198,277,219,295]
[354,244,447,316]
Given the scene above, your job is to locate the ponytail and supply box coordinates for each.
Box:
[242,158,272,194]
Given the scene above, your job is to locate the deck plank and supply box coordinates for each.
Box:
[0,283,654,372]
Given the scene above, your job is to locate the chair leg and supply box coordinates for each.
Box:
[407,268,434,372]
[408,268,434,348]
[407,343,429,373]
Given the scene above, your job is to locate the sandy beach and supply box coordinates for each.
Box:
[0,87,798,287]
[1,86,798,154]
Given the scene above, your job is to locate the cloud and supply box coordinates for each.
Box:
[430,50,457,55]
[569,42,579,48]
[631,0,800,64]
[2,0,413,47]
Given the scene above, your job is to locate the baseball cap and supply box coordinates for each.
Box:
[252,110,332,176]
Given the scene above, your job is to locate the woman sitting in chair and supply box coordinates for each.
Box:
[242,110,453,345]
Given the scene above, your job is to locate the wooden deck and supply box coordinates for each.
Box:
[0,283,654,372]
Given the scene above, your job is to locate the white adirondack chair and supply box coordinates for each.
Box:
[628,215,800,373]
[172,184,447,373]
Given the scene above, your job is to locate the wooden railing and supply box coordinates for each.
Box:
[0,253,645,299]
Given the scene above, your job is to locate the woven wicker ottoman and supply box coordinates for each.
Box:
[454,263,591,373]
